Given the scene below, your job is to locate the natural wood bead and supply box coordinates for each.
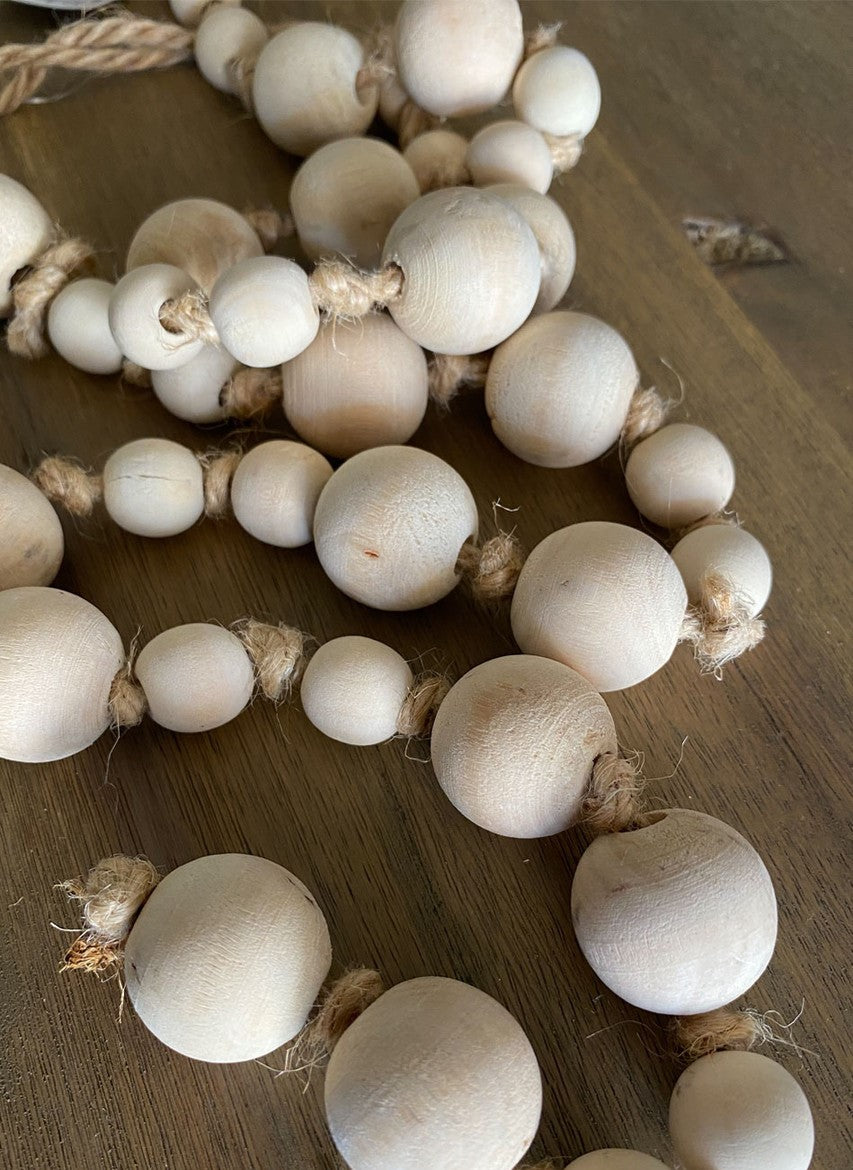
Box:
[124,853,331,1063]
[313,445,478,611]
[511,521,687,692]
[194,5,267,94]
[571,809,777,1015]
[151,343,236,424]
[209,256,319,368]
[625,423,736,527]
[301,636,413,746]
[0,586,124,763]
[403,129,469,193]
[431,655,616,838]
[513,46,602,138]
[0,465,64,590]
[394,0,524,118]
[109,263,204,371]
[135,623,254,733]
[281,315,429,458]
[486,311,637,467]
[290,137,419,268]
[569,1154,671,1169]
[168,0,240,27]
[669,1051,814,1170]
[488,184,576,313]
[46,277,123,375]
[671,525,772,618]
[0,174,53,317]
[467,121,553,193]
[325,976,541,1170]
[230,440,333,548]
[252,23,378,156]
[103,438,204,538]
[381,187,540,354]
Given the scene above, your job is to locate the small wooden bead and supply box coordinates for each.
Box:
[625,424,736,527]
[511,522,687,692]
[403,129,469,193]
[394,0,524,118]
[281,315,429,458]
[194,5,268,93]
[431,655,616,838]
[569,1154,671,1170]
[169,0,240,27]
[46,278,123,375]
[325,976,542,1170]
[0,465,64,590]
[513,46,602,138]
[290,138,420,268]
[467,121,553,193]
[486,311,637,467]
[313,445,478,611]
[0,586,124,763]
[124,853,331,1063]
[671,525,772,618]
[103,438,204,538]
[252,23,378,156]
[109,264,204,371]
[209,256,319,368]
[230,440,333,548]
[151,343,237,424]
[381,187,540,354]
[301,636,413,746]
[487,184,576,313]
[0,174,53,316]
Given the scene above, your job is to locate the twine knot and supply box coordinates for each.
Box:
[396,673,451,738]
[582,751,645,834]
[237,618,308,702]
[32,454,102,517]
[308,258,404,319]
[8,237,94,358]
[679,570,766,675]
[456,533,526,603]
[60,854,160,974]
[428,352,489,409]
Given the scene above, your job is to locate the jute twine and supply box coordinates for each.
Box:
[108,637,147,730]
[396,673,451,739]
[683,217,787,268]
[414,146,471,194]
[671,1006,775,1061]
[159,289,219,346]
[120,360,151,388]
[220,366,282,418]
[582,751,646,834]
[284,968,384,1072]
[242,207,294,253]
[236,618,309,702]
[524,22,562,58]
[197,447,242,517]
[545,131,584,174]
[308,258,404,319]
[32,454,102,516]
[427,352,490,409]
[456,533,526,603]
[60,854,160,974]
[8,236,94,359]
[679,570,766,675]
[620,385,671,452]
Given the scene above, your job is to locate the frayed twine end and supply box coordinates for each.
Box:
[456,532,526,604]
[283,968,384,1073]
[683,217,788,268]
[236,618,309,703]
[524,22,562,58]
[428,352,489,409]
[396,672,451,739]
[582,751,646,834]
[59,854,160,974]
[680,570,766,676]
[32,454,102,517]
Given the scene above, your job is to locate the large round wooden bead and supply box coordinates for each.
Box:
[103,438,204,538]
[313,446,478,610]
[0,465,64,591]
[571,809,777,1015]
[301,636,413,745]
[488,184,576,313]
[394,0,524,118]
[403,129,470,193]
[511,522,687,692]
[625,424,736,527]
[252,23,378,156]
[109,264,204,371]
[124,853,331,1063]
[486,311,637,467]
[135,624,254,733]
[669,1051,814,1170]
[230,440,333,548]
[209,256,319,368]
[46,278,123,375]
[0,174,53,316]
[126,199,263,293]
[290,138,420,268]
[513,46,602,138]
[325,976,542,1170]
[0,587,124,763]
[194,5,268,94]
[281,315,428,458]
[169,0,239,26]
[382,188,540,354]
[431,655,616,838]
[467,121,553,193]
[151,344,236,424]
[569,1154,671,1169]
[671,525,772,618]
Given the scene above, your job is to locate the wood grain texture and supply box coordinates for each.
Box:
[0,2,850,1168]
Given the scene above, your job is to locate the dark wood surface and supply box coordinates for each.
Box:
[1,3,850,1168]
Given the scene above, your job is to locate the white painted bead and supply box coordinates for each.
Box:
[169,0,240,27]
[253,23,378,156]
[671,525,772,618]
[0,174,53,317]
[135,623,254,733]
[572,809,777,1015]
[511,522,687,692]
[467,121,553,193]
[46,278,123,375]
[513,46,602,138]
[395,0,524,118]
[325,976,542,1170]
[403,129,470,193]
[109,264,204,371]
[0,587,124,763]
[103,438,204,538]
[194,5,268,93]
[151,343,236,424]
[125,853,331,1063]
[209,256,319,368]
[313,445,478,611]
[431,655,616,838]
[669,1051,814,1170]
[290,138,419,268]
[230,440,333,548]
[301,636,413,746]
[0,465,64,590]
[569,1153,671,1170]
[486,312,637,467]
[487,184,576,313]
[382,188,540,354]
[281,315,428,458]
[626,424,736,527]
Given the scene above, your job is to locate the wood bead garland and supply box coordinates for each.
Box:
[103,438,205,538]
[0,465,64,590]
[488,184,576,313]
[108,263,206,371]
[46,277,123,375]
[466,120,554,193]
[150,343,238,424]
[513,45,602,140]
[208,256,319,367]
[301,636,415,746]
[625,423,736,528]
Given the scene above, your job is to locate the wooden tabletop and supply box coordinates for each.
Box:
[1,3,850,1168]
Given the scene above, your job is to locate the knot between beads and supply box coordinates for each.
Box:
[582,751,646,834]
[8,235,94,359]
[679,570,766,675]
[456,533,526,603]
[59,854,160,974]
